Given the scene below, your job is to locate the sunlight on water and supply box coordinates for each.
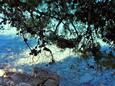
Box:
[0,26,77,68]
[15,45,77,66]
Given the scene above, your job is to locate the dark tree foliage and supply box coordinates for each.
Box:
[0,0,115,67]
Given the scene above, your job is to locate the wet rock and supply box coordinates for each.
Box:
[0,67,59,86]
[6,80,15,86]
[16,82,31,86]
[8,72,32,83]
[31,67,59,86]
[44,79,59,86]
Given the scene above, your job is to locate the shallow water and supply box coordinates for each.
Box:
[0,32,115,86]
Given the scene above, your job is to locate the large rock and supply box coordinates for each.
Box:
[44,79,59,86]
[16,82,31,86]
[0,67,59,86]
[8,72,32,83]
[31,67,59,86]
